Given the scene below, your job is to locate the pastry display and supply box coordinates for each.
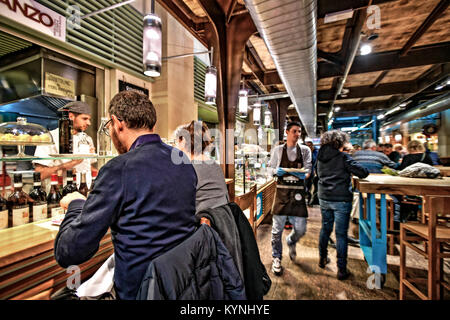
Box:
[0,117,54,146]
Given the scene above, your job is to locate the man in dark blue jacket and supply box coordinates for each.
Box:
[55,90,197,300]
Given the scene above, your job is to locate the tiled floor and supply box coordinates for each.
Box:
[255,206,449,300]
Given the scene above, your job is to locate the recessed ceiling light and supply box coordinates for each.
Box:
[360,44,372,55]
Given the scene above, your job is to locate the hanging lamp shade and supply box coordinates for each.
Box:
[238,89,248,117]
[143,14,162,77]
[253,102,261,125]
[205,65,217,105]
[264,110,271,127]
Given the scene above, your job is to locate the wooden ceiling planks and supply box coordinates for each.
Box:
[379,65,434,84]
[317,18,348,53]
[359,0,444,54]
[345,71,385,87]
[317,77,335,91]
[249,35,276,70]
[414,7,450,47]
[184,0,208,17]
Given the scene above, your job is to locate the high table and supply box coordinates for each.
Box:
[435,166,450,177]
[353,174,450,282]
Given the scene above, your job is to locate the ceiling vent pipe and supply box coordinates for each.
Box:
[244,0,317,136]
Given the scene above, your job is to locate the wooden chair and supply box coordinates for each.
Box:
[235,185,257,237]
[400,196,450,300]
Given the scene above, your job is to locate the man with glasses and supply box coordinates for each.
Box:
[54,90,198,300]
[33,101,97,182]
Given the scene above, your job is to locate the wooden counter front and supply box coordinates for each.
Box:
[0,221,113,300]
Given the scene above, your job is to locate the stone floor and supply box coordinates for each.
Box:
[255,205,450,300]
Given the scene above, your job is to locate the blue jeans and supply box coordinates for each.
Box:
[318,199,352,270]
[271,215,307,260]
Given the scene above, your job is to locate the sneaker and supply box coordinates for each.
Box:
[318,256,330,269]
[284,223,293,230]
[272,258,282,275]
[287,240,297,261]
[337,268,351,280]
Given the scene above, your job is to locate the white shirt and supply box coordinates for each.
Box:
[33,128,96,174]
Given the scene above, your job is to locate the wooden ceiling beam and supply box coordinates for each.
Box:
[318,42,450,79]
[156,0,208,47]
[399,0,449,57]
[318,80,417,100]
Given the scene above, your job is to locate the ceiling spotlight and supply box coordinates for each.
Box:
[360,44,372,55]
[334,106,341,112]
[367,33,379,41]
[377,114,385,120]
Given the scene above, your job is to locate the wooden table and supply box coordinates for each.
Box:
[353,174,450,278]
[435,166,450,177]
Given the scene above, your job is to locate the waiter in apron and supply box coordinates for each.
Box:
[268,122,312,275]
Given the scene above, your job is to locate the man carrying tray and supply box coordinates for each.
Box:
[268,121,312,275]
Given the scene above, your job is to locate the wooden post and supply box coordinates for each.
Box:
[198,0,257,202]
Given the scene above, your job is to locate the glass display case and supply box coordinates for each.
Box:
[0,117,53,157]
[234,143,273,196]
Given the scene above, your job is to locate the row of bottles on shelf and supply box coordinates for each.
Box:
[0,169,98,230]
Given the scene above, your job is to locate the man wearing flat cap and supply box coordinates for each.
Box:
[33,101,97,181]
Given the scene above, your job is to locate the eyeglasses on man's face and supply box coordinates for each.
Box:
[102,117,122,137]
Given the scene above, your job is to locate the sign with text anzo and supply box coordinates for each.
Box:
[0,0,66,42]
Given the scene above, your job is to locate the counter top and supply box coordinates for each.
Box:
[0,220,58,268]
[354,174,450,196]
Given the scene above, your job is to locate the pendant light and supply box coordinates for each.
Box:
[204,47,217,105]
[238,87,248,117]
[264,110,271,127]
[253,102,261,125]
[143,1,162,77]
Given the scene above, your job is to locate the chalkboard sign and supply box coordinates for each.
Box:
[118,80,149,97]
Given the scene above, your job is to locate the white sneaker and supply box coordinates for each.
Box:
[272,257,282,275]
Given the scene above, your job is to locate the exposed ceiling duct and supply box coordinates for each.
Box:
[244,0,317,136]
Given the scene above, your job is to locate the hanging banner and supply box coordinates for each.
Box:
[0,0,66,42]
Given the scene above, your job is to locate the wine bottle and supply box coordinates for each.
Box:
[0,193,8,230]
[29,172,48,222]
[89,170,98,193]
[8,173,30,228]
[59,109,73,154]
[47,174,63,218]
[62,169,78,196]
[78,171,88,197]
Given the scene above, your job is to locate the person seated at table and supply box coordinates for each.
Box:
[316,130,369,280]
[392,140,434,228]
[384,143,401,164]
[423,141,441,166]
[393,143,407,159]
[353,139,398,173]
[174,120,229,213]
[397,140,433,171]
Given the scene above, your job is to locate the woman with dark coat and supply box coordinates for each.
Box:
[316,130,369,280]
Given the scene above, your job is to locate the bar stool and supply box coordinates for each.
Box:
[235,185,257,237]
[399,196,450,300]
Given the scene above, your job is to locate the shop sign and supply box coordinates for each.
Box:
[44,72,75,99]
[119,80,149,97]
[0,0,66,42]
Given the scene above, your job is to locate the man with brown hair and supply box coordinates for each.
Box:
[54,90,198,300]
